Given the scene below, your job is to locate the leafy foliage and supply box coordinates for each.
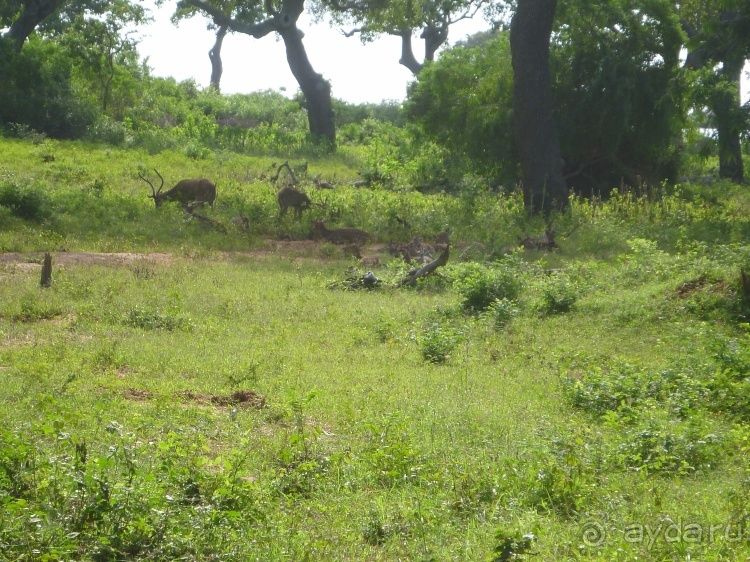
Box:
[449,257,524,313]
[405,32,517,186]
[0,37,97,138]
[0,174,51,221]
[552,0,689,191]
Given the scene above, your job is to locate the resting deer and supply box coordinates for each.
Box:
[277,186,311,219]
[313,220,371,246]
[140,169,216,210]
[313,174,334,189]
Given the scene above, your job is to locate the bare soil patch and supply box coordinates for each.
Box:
[177,389,267,409]
[0,241,391,269]
[119,387,267,409]
[0,251,173,270]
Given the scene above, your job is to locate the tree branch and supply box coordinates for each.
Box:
[399,244,449,286]
[184,0,276,38]
[397,30,423,75]
[339,26,364,38]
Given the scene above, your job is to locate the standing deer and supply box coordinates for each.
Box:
[277,186,312,219]
[139,169,217,210]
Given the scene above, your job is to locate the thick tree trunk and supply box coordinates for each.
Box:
[209,24,228,92]
[682,12,746,184]
[185,0,335,146]
[4,0,66,52]
[510,0,568,214]
[712,58,745,183]
[398,31,423,74]
[278,24,335,145]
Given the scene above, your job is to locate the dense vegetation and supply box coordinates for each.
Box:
[2,0,750,560]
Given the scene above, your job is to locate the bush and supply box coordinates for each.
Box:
[416,322,459,364]
[450,259,523,313]
[0,37,96,138]
[538,273,578,314]
[0,178,51,221]
[485,298,520,328]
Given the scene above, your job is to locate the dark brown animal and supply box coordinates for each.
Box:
[140,169,216,209]
[434,228,453,245]
[313,220,371,245]
[277,187,311,219]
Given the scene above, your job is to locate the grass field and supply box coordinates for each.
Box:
[2,136,750,560]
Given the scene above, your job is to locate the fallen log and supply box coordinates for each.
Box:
[399,244,449,286]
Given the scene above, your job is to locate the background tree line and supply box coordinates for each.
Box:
[1,0,748,214]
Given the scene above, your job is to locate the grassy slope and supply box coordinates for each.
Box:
[2,137,750,560]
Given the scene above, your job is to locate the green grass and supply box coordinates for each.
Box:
[2,136,750,560]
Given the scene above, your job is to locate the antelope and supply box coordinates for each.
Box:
[277,186,311,219]
[140,169,216,210]
[313,220,371,246]
[313,174,334,189]
[434,228,453,246]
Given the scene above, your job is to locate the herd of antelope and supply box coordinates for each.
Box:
[138,163,450,265]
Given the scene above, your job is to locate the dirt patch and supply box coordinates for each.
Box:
[122,387,153,401]
[120,387,267,409]
[0,252,174,269]
[0,241,395,275]
[177,389,267,409]
[675,275,730,298]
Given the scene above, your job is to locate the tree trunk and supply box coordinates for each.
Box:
[398,31,423,74]
[4,0,67,52]
[185,0,335,146]
[278,24,335,145]
[209,24,228,92]
[421,21,448,63]
[682,15,746,185]
[510,0,568,214]
[712,58,745,183]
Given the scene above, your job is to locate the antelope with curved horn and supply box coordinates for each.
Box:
[139,169,217,211]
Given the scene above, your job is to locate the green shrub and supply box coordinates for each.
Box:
[485,298,519,328]
[123,306,192,331]
[616,419,721,474]
[416,322,459,364]
[538,272,578,314]
[0,178,50,221]
[450,259,523,313]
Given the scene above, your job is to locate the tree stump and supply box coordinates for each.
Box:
[40,252,52,287]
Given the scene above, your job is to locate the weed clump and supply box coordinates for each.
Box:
[123,306,193,331]
[484,297,519,328]
[538,272,578,314]
[416,321,459,364]
[450,257,523,313]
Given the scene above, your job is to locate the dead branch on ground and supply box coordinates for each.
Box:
[399,244,449,286]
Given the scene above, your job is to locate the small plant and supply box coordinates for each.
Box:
[616,418,721,474]
[361,414,424,487]
[123,305,192,331]
[492,529,536,561]
[485,297,519,328]
[361,509,410,546]
[416,321,459,364]
[538,272,578,314]
[373,315,401,343]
